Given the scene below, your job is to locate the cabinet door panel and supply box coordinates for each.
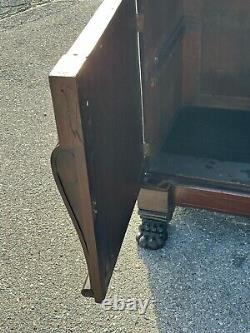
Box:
[50,0,143,303]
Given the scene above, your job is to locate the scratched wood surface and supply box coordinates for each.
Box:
[50,0,143,302]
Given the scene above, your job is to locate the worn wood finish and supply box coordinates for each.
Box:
[137,184,175,250]
[140,0,250,112]
[51,146,89,254]
[147,107,250,193]
[140,0,183,157]
[182,0,202,105]
[50,0,143,303]
[195,94,250,111]
[145,105,250,216]
[142,171,250,218]
[175,186,250,217]
[183,0,250,110]
[201,1,250,99]
[151,153,250,191]
[138,188,169,214]
[49,0,250,296]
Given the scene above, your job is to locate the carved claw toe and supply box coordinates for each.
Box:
[136,219,168,250]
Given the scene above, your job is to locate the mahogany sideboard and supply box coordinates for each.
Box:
[49,0,250,302]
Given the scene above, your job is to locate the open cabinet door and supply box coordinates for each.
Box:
[49,0,143,303]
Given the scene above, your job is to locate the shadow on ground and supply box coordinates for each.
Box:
[139,208,250,333]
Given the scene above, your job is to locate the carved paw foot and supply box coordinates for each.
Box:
[136,219,168,250]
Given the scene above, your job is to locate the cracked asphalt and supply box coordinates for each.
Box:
[0,1,249,332]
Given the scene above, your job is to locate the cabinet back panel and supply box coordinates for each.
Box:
[183,0,250,109]
[201,0,250,99]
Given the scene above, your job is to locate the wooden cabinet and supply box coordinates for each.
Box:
[49,0,250,302]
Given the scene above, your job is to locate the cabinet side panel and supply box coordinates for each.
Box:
[142,0,184,156]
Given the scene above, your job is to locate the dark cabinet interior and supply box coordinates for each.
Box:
[137,0,250,251]
[140,0,250,161]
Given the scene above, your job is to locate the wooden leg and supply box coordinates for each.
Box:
[136,214,170,250]
[136,187,175,250]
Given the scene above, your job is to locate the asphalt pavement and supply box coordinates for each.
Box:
[0,1,249,332]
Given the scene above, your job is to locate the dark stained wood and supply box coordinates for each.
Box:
[50,0,143,303]
[49,0,250,301]
[141,170,250,218]
[175,186,250,217]
[182,0,202,105]
[139,0,250,153]
[51,146,89,256]
[201,0,250,99]
[140,0,183,157]
[195,94,250,111]
[144,106,250,206]
[182,0,250,110]
[148,107,250,193]
[138,188,170,214]
[151,153,250,191]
